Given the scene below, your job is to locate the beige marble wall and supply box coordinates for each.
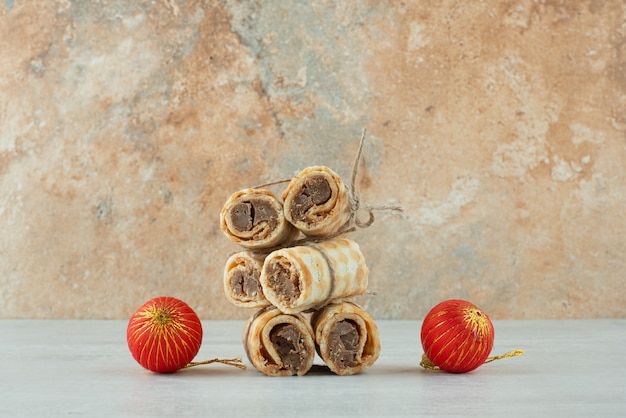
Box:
[1,0,625,319]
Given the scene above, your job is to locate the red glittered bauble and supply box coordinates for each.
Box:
[420,299,495,373]
[127,296,203,373]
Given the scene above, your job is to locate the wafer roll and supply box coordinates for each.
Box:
[243,307,316,376]
[259,238,368,314]
[282,166,351,237]
[223,252,270,308]
[311,301,381,376]
[220,188,299,250]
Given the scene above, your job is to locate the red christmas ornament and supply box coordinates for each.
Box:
[420,299,495,373]
[127,296,203,373]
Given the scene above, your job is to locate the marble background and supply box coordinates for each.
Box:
[1,0,625,319]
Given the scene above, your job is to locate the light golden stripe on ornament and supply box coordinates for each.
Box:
[430,325,469,367]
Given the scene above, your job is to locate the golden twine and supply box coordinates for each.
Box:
[248,128,403,256]
[347,128,404,229]
[183,357,247,370]
[483,350,525,364]
[419,350,525,371]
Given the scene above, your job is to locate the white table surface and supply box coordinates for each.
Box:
[1,319,625,417]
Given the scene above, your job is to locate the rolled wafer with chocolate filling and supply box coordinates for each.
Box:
[243,307,316,376]
[223,252,270,308]
[311,301,381,376]
[282,166,351,237]
[220,188,299,249]
[259,238,368,314]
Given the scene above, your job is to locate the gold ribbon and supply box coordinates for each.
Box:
[420,349,525,371]
[184,357,247,370]
[484,349,525,363]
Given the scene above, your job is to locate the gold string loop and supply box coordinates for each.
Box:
[484,350,525,363]
[419,353,438,370]
[183,357,247,370]
[420,349,524,371]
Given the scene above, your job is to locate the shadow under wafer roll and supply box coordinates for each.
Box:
[311,301,381,376]
[220,188,299,250]
[243,307,316,376]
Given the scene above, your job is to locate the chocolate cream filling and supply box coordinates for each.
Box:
[328,320,360,368]
[270,324,308,369]
[265,261,300,304]
[230,200,278,232]
[290,175,332,221]
[230,269,262,300]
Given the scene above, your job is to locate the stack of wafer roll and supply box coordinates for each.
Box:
[220,166,381,376]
